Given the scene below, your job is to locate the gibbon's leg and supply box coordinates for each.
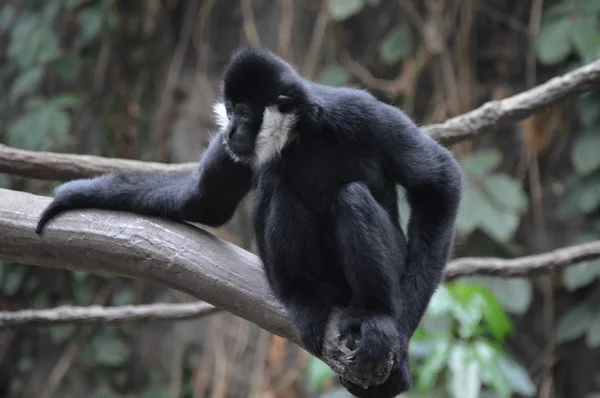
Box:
[257,189,333,357]
[333,182,406,366]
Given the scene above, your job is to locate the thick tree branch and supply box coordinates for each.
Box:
[2,188,600,385]
[0,188,387,387]
[0,302,218,329]
[1,59,599,182]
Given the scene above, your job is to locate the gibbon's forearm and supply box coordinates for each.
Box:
[36,132,253,233]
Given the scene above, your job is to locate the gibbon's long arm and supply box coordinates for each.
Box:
[382,106,463,337]
[36,132,253,234]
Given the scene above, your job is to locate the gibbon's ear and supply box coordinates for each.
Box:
[275,95,295,113]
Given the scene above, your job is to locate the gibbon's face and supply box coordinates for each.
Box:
[213,50,300,167]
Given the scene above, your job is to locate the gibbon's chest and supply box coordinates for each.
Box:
[253,134,388,214]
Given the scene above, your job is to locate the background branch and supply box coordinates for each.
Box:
[0,302,218,329]
[444,241,600,280]
[2,59,598,182]
[0,144,196,181]
[425,58,600,145]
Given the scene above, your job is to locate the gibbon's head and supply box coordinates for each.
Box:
[213,49,309,166]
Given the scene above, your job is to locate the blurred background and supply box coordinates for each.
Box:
[1,0,600,397]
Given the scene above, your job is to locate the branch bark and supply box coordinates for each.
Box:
[1,59,599,182]
[0,302,218,329]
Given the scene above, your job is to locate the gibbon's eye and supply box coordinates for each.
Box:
[235,104,252,120]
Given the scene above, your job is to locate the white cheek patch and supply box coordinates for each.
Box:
[253,106,296,167]
[212,101,229,129]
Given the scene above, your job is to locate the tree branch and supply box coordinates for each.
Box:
[424,58,600,145]
[2,188,600,385]
[0,188,388,387]
[444,241,600,280]
[1,59,598,182]
[0,144,196,181]
[0,302,218,329]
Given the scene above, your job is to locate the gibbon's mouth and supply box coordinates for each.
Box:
[224,141,254,163]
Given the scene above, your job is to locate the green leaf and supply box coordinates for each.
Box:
[52,54,82,82]
[461,150,502,175]
[456,180,483,235]
[480,206,520,243]
[496,355,537,397]
[10,66,44,104]
[327,0,364,21]
[578,92,600,127]
[456,172,527,243]
[572,132,600,175]
[570,17,600,64]
[3,266,26,295]
[535,18,573,65]
[36,29,61,64]
[466,277,533,315]
[559,175,600,217]
[586,312,600,348]
[94,338,131,367]
[477,293,513,343]
[426,285,454,316]
[564,261,600,291]
[556,304,594,342]
[0,174,11,188]
[305,357,335,390]
[50,325,77,344]
[7,99,72,151]
[0,5,14,31]
[378,25,413,65]
[484,174,529,213]
[18,357,34,373]
[111,288,135,306]
[472,340,512,398]
[416,339,451,392]
[76,7,106,48]
[448,282,513,342]
[448,344,481,398]
[318,66,348,87]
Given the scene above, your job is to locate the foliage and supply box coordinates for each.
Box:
[1,0,116,151]
[304,282,536,398]
[408,282,536,398]
[378,25,413,65]
[535,0,600,65]
[456,150,529,243]
[328,0,366,21]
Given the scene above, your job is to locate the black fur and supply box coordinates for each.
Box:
[36,49,463,398]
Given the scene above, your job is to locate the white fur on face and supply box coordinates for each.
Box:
[253,106,296,167]
[213,102,229,130]
[212,101,296,167]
